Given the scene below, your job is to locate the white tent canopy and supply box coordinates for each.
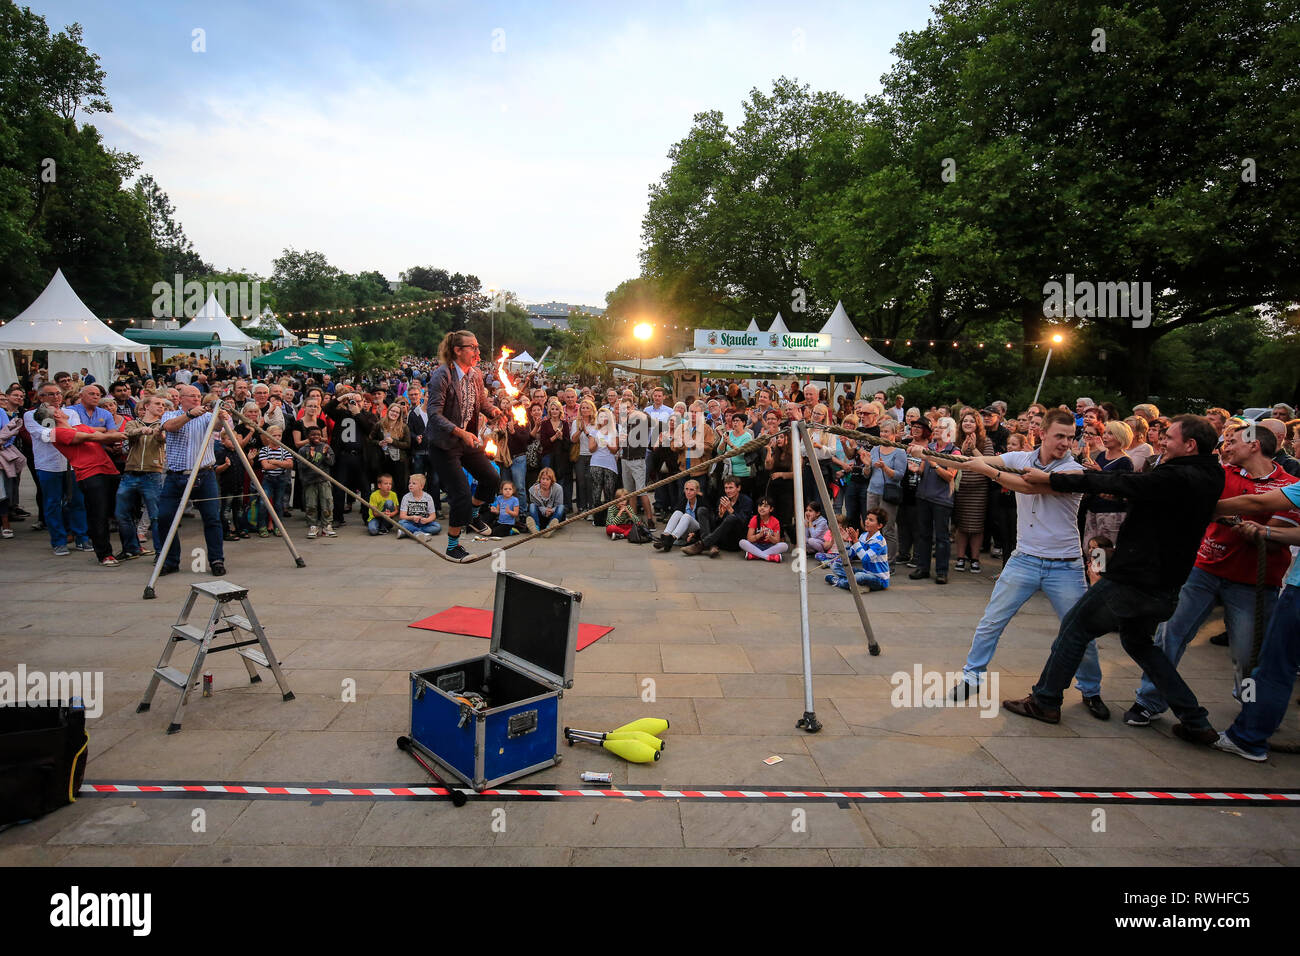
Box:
[610,305,930,392]
[164,294,259,365]
[508,350,537,368]
[0,269,149,388]
[242,308,298,348]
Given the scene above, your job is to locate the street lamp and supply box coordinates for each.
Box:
[1032,331,1066,407]
[633,322,653,383]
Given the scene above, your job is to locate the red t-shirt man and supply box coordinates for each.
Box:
[1195,463,1300,588]
[52,425,119,481]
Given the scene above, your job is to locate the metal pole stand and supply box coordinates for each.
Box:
[790,420,822,733]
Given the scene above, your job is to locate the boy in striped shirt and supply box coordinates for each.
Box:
[256,424,294,536]
[826,509,891,592]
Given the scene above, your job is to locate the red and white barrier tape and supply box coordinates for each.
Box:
[83,782,1300,805]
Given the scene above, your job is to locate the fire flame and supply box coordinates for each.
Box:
[496,347,529,426]
[497,348,519,397]
[484,439,497,457]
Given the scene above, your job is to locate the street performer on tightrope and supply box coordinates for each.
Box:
[425,330,506,560]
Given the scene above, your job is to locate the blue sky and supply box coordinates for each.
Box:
[33,0,935,306]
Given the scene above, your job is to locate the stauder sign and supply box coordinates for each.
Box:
[694,329,831,351]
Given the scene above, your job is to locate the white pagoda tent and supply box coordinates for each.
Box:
[0,269,150,388]
[242,308,298,349]
[165,293,259,365]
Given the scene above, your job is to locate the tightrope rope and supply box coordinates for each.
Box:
[228,407,780,564]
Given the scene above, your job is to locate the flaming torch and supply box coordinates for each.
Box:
[495,348,531,426]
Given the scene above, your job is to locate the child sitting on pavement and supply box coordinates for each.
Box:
[740,496,789,563]
[816,517,858,566]
[489,479,521,537]
[826,508,891,591]
[802,500,831,554]
[606,492,639,539]
[396,473,442,540]
[367,473,399,535]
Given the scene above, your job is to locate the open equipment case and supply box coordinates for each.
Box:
[408,571,581,791]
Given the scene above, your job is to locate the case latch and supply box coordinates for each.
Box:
[507,710,538,738]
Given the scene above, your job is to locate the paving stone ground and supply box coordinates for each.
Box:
[3,471,1298,866]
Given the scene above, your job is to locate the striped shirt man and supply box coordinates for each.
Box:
[161,409,216,472]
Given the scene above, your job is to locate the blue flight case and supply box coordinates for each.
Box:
[408,571,581,791]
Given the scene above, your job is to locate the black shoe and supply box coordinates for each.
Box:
[969,560,982,574]
[467,518,492,536]
[334,517,347,527]
[905,559,917,568]
[1123,703,1155,727]
[1172,723,1217,746]
[951,681,976,702]
[211,561,226,576]
[159,565,180,577]
[10,507,30,519]
[955,557,966,572]
[1082,695,1111,720]
[446,544,471,560]
[908,569,930,580]
[935,574,948,585]
[114,550,140,561]
[1208,631,1229,647]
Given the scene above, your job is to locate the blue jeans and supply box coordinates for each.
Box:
[1030,577,1210,729]
[397,518,442,536]
[158,470,224,569]
[36,469,88,548]
[510,457,527,495]
[530,503,564,528]
[261,472,290,526]
[115,472,162,554]
[1134,567,1277,715]
[961,551,1102,696]
[826,571,885,592]
[1226,585,1300,756]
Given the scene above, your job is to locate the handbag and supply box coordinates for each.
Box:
[883,482,903,505]
[626,521,653,544]
[526,440,541,468]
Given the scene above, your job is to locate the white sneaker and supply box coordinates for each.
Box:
[1213,731,1267,762]
[307,526,318,539]
[323,524,337,537]
[525,516,539,534]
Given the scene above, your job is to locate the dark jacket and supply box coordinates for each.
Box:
[716,491,753,527]
[425,363,495,453]
[1049,453,1225,595]
[673,496,715,540]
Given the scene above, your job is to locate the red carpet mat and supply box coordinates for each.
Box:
[409,605,613,650]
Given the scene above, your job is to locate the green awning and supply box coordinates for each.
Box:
[251,346,337,372]
[123,329,222,348]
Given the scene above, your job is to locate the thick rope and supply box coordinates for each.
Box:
[823,424,1029,476]
[228,408,779,564]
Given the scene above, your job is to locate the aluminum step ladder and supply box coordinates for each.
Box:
[137,581,294,734]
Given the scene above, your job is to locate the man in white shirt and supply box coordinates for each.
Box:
[25,383,90,555]
[643,387,674,516]
[949,408,1111,720]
